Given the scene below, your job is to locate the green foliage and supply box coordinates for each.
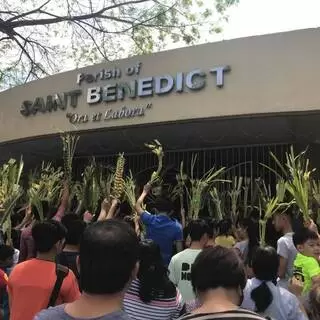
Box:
[0,0,239,88]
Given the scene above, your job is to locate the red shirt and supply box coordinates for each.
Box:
[8,259,80,320]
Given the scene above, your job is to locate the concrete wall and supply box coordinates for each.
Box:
[1,28,320,143]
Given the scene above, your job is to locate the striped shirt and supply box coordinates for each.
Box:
[123,279,184,320]
[178,309,269,320]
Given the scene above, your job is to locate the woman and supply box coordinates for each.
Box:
[124,240,184,320]
[234,218,260,278]
[179,246,266,320]
[241,246,307,320]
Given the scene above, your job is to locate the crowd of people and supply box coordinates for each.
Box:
[0,182,319,320]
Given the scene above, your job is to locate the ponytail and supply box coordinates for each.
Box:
[250,282,273,313]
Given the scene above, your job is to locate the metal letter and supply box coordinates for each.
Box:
[138,77,153,97]
[20,101,32,117]
[176,73,184,92]
[117,81,137,100]
[210,66,231,88]
[67,90,82,108]
[76,73,84,85]
[185,70,206,90]
[155,75,174,95]
[102,85,117,102]
[87,87,101,104]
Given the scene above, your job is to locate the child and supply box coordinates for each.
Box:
[215,219,236,249]
[273,211,298,289]
[292,228,320,294]
[0,245,14,320]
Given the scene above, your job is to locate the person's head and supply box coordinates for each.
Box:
[152,197,174,215]
[191,246,246,306]
[79,219,139,295]
[0,245,14,268]
[235,218,249,240]
[218,219,232,236]
[202,218,218,240]
[188,219,209,247]
[32,220,67,255]
[273,210,293,233]
[309,284,320,320]
[61,215,86,246]
[293,228,320,259]
[250,246,279,313]
[138,239,175,302]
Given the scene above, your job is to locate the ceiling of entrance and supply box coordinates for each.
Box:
[0,112,319,168]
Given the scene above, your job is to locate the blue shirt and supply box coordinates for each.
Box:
[141,211,183,266]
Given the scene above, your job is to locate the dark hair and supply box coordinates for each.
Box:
[61,215,86,246]
[32,220,67,253]
[188,219,209,241]
[138,240,176,302]
[202,218,218,238]
[218,219,232,236]
[152,197,174,214]
[191,246,246,294]
[123,216,135,231]
[251,246,279,312]
[80,219,139,294]
[0,245,14,261]
[246,219,260,267]
[293,228,318,248]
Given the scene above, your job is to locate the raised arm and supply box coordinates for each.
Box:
[97,198,110,221]
[135,184,151,215]
[53,181,69,221]
[106,199,120,220]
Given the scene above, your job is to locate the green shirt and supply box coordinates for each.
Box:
[293,252,320,293]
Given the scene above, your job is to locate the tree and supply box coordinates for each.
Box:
[0,0,238,88]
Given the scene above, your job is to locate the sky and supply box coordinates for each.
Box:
[213,0,320,41]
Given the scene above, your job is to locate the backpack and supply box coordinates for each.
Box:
[47,264,69,308]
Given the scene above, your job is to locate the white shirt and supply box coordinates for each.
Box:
[242,278,307,320]
[234,240,249,261]
[277,232,298,288]
[168,248,201,303]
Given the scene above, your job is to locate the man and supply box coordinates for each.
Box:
[8,220,80,320]
[35,219,139,320]
[57,214,86,285]
[168,219,209,302]
[273,210,298,288]
[135,184,183,266]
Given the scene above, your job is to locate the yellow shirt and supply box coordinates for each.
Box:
[293,253,320,293]
[215,235,236,249]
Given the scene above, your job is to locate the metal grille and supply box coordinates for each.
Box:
[75,143,291,203]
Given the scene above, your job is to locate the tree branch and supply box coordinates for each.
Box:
[6,0,52,22]
[8,0,150,28]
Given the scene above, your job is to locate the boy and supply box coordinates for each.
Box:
[273,211,298,288]
[168,219,209,302]
[135,184,183,266]
[292,227,320,294]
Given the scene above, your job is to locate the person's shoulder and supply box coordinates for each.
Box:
[178,309,267,320]
[34,305,66,320]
